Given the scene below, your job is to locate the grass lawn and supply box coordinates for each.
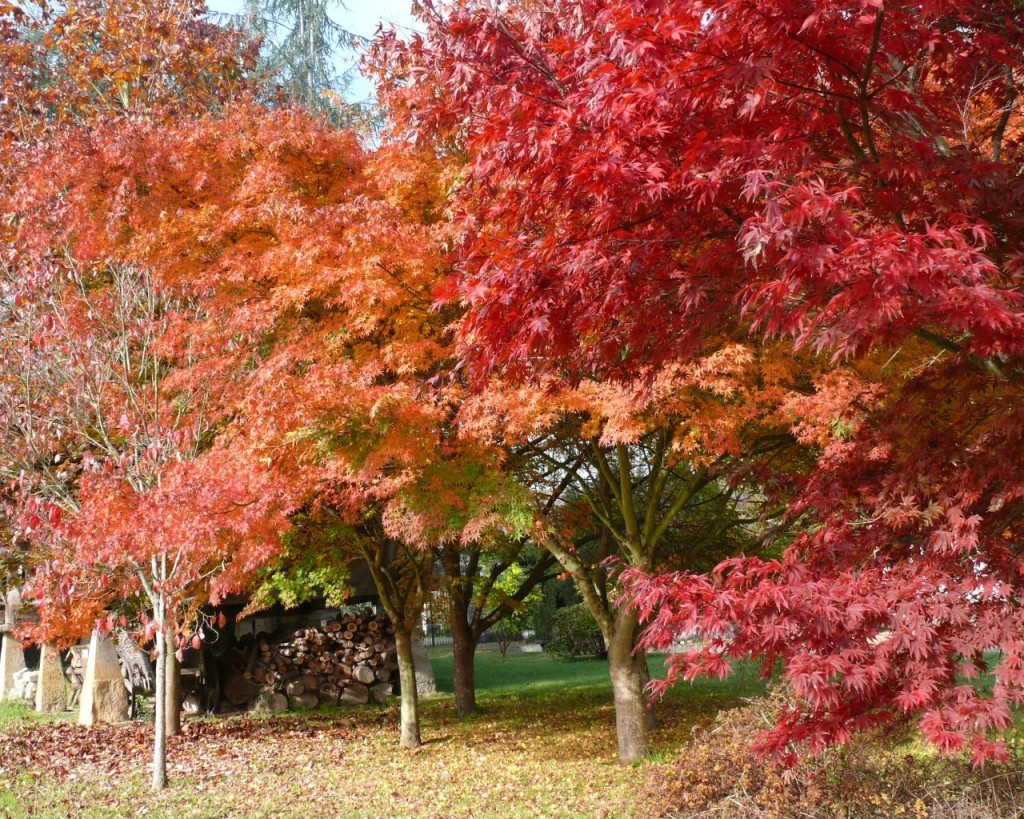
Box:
[0,649,765,818]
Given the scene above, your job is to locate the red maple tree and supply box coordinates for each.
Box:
[374,0,1024,762]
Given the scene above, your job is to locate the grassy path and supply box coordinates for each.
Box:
[0,651,765,818]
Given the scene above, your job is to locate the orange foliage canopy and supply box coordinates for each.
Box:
[6,95,512,634]
[0,0,254,146]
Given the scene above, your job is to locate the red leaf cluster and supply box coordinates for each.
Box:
[373,0,1024,374]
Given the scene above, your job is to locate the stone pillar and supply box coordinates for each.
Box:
[35,643,66,713]
[78,630,129,725]
[0,590,26,701]
[411,629,436,697]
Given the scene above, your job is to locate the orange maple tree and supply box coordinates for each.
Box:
[7,83,526,751]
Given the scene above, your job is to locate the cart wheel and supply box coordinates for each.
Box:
[119,659,139,720]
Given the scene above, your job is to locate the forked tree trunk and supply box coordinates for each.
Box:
[152,606,168,791]
[607,631,651,764]
[394,629,421,748]
[450,612,478,716]
[165,630,181,736]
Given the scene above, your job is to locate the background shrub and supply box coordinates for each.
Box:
[532,578,579,644]
[546,604,606,659]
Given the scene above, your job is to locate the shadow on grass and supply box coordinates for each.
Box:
[429,648,767,701]
[418,648,769,758]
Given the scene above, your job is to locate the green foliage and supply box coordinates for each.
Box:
[830,417,856,439]
[246,513,352,611]
[236,0,364,119]
[0,699,62,731]
[489,562,542,652]
[546,603,606,660]
[532,580,558,644]
[532,577,579,644]
[398,453,536,546]
[0,700,36,730]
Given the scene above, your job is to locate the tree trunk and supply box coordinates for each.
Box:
[152,610,168,791]
[394,629,421,748]
[636,648,657,731]
[449,610,478,716]
[607,633,650,764]
[165,630,181,736]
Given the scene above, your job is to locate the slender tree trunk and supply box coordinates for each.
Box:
[152,599,168,791]
[636,648,657,731]
[394,629,421,748]
[607,631,650,764]
[165,630,181,735]
[449,609,478,716]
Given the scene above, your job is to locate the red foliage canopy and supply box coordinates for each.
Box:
[374,0,1024,762]
[374,0,1024,375]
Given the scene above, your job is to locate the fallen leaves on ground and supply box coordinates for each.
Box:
[1,714,362,784]
[0,693,712,818]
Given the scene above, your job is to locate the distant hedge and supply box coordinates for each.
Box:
[546,604,607,659]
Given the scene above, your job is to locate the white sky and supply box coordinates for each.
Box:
[205,0,420,102]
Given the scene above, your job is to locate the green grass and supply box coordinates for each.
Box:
[429,646,766,702]
[0,698,62,730]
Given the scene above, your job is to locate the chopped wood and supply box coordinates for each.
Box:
[240,612,395,712]
[353,665,376,685]
[224,674,253,706]
[290,692,319,709]
[319,682,340,704]
[341,684,369,706]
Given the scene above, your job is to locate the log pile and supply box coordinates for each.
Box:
[224,610,398,712]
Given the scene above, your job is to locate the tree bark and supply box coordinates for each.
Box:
[152,603,168,791]
[165,630,181,735]
[607,631,651,764]
[394,629,421,748]
[636,647,657,731]
[449,606,478,716]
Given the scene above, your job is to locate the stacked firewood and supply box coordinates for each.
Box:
[224,610,398,712]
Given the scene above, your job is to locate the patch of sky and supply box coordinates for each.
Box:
[205,0,419,104]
